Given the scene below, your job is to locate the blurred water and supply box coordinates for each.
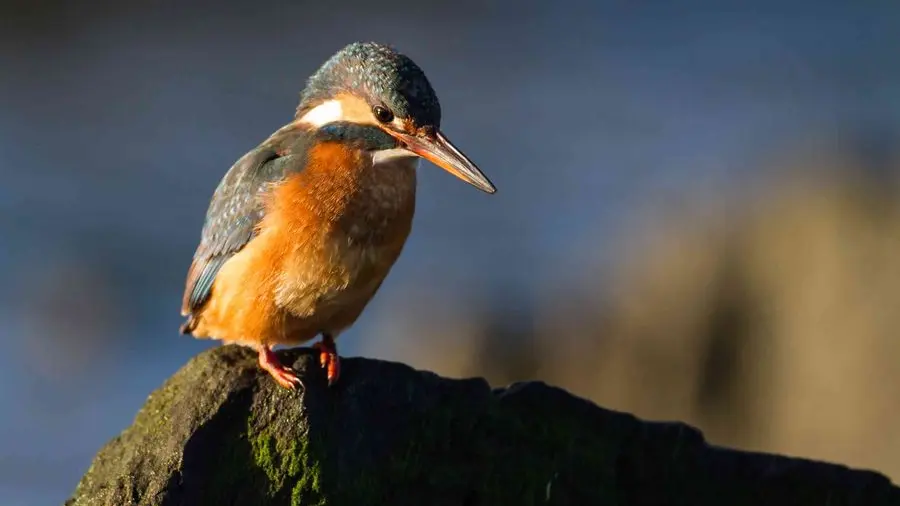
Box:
[1,0,899,503]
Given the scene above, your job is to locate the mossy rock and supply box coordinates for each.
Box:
[68,345,900,505]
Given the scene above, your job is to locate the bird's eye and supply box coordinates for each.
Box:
[372,105,394,124]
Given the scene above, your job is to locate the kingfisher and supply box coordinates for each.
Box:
[179,42,495,389]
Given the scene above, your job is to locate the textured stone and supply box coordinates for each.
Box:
[68,345,900,506]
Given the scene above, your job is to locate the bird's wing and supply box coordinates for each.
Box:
[181,143,301,316]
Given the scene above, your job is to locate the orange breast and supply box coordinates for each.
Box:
[190,141,417,346]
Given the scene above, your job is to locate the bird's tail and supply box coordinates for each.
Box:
[179,316,197,336]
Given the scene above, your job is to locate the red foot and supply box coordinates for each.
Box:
[313,334,340,386]
[258,346,303,390]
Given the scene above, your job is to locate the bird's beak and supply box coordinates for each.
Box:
[393,130,496,194]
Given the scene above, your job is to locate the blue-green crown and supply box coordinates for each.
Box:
[297,42,442,128]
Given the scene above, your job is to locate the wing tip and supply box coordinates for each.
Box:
[181,259,201,314]
[179,317,196,335]
[181,255,225,324]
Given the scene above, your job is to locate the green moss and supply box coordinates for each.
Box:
[248,415,325,505]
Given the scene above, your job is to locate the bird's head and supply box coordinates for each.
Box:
[294,42,496,194]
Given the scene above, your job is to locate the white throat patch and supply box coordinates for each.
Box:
[372,148,418,165]
[297,99,345,126]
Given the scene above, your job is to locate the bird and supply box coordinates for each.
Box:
[179,42,496,389]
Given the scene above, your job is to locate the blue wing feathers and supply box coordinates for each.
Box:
[181,147,282,315]
[181,129,314,318]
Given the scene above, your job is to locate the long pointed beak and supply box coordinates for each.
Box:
[393,130,496,194]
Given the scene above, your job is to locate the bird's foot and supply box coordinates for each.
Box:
[314,334,340,386]
[257,346,304,390]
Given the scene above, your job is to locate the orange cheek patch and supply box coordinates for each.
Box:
[334,93,377,125]
[402,117,418,134]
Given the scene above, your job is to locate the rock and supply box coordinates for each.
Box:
[68,345,900,506]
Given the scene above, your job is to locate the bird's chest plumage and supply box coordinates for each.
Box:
[267,149,418,324]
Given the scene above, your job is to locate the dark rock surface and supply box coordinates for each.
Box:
[68,345,900,505]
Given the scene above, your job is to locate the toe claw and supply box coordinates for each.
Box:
[258,347,304,390]
[315,336,341,386]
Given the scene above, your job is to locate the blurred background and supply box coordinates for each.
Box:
[2,0,900,503]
